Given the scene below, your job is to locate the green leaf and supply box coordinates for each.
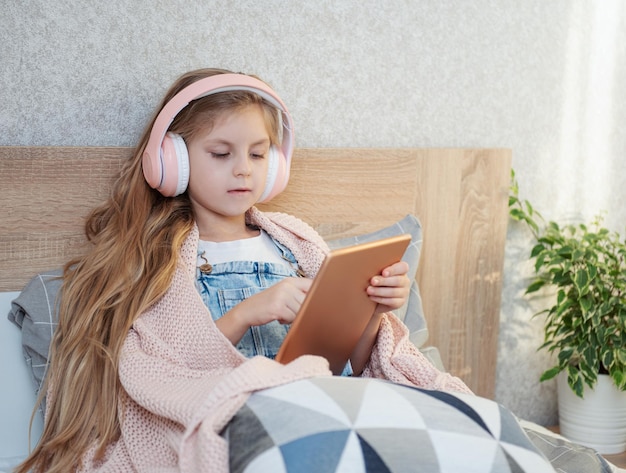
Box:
[580,295,593,315]
[526,279,545,294]
[540,366,561,382]
[611,370,626,390]
[530,243,546,258]
[548,221,560,232]
[574,268,590,296]
[557,346,574,365]
[567,367,585,398]
[582,346,598,374]
[509,208,525,221]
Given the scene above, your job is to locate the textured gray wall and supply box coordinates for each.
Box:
[2,0,625,426]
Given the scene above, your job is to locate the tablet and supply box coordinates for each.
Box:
[275,233,411,374]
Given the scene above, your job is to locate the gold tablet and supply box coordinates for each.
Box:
[275,233,411,374]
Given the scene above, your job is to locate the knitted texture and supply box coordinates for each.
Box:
[76,208,471,472]
[361,312,473,395]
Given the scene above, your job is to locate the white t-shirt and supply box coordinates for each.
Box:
[197,230,288,267]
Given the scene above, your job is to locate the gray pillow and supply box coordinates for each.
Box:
[522,423,613,473]
[7,269,62,398]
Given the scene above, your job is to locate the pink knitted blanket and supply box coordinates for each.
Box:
[80,208,471,472]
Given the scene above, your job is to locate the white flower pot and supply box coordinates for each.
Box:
[557,371,626,454]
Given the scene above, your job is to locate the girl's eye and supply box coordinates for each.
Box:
[251,153,265,159]
[210,152,229,159]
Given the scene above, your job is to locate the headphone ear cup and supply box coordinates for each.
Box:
[258,145,288,203]
[159,132,190,197]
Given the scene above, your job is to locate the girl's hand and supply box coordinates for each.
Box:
[367,261,411,315]
[351,261,411,374]
[216,277,312,345]
[242,277,312,326]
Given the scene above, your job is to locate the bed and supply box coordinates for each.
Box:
[0,146,617,472]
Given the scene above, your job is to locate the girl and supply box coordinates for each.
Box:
[18,68,470,473]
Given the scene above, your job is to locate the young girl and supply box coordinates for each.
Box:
[18,68,471,473]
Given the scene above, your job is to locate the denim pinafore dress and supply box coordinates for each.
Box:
[195,232,353,376]
[195,236,301,360]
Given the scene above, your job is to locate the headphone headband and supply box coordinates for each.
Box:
[142,73,294,197]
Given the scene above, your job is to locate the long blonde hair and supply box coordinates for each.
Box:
[17,68,282,473]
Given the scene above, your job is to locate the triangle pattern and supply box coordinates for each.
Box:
[429,430,499,472]
[357,428,432,472]
[412,389,493,437]
[224,378,558,473]
[280,429,350,473]
[452,393,504,438]
[253,379,351,424]
[226,404,275,473]
[245,393,351,446]
[353,380,426,429]
[357,433,392,473]
[497,405,534,448]
[335,431,366,472]
[498,446,523,473]
[309,376,369,423]
[243,446,288,473]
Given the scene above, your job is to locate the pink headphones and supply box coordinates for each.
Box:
[142,73,294,201]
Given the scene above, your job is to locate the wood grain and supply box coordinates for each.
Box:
[414,149,512,399]
[0,146,511,398]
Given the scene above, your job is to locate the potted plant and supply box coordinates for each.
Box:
[509,170,626,454]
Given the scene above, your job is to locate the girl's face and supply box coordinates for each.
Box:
[186,104,271,236]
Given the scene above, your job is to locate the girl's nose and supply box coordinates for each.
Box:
[233,154,252,176]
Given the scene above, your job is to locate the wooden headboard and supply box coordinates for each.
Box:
[0,147,511,398]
